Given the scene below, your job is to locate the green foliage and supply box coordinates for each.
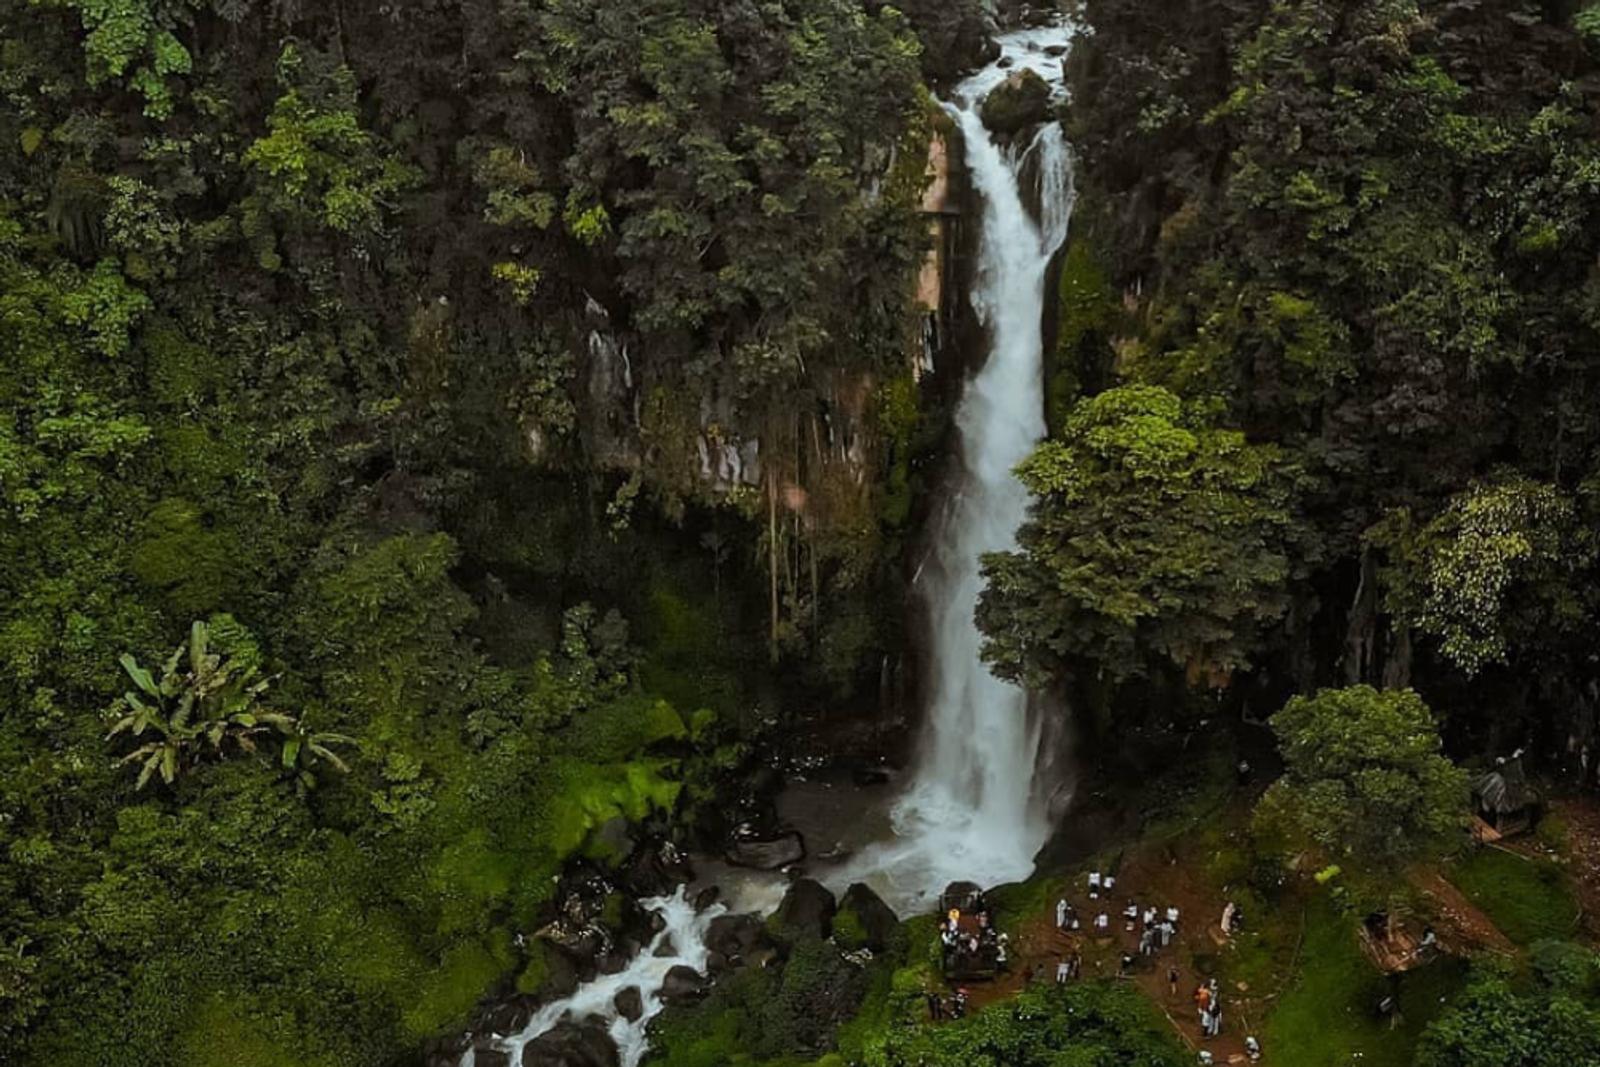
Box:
[105,617,299,789]
[0,2,945,1062]
[1372,477,1595,675]
[1257,686,1468,865]
[1063,0,1600,759]
[979,385,1306,687]
[1447,849,1580,946]
[1265,895,1468,1067]
[862,982,1188,1067]
[61,0,197,117]
[647,936,868,1066]
[1415,951,1600,1067]
[243,44,418,243]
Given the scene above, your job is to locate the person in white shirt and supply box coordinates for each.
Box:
[1088,871,1101,899]
[1095,912,1109,930]
[1056,897,1069,929]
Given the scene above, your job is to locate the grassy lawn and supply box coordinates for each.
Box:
[1264,897,1468,1067]
[1448,847,1580,946]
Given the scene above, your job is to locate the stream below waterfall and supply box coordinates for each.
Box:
[462,21,1077,1067]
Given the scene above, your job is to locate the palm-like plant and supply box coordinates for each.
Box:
[278,718,356,792]
[107,620,297,789]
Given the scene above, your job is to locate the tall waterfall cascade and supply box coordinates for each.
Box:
[838,22,1078,913]
[461,26,1077,1066]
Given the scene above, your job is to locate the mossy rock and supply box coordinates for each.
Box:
[980,69,1052,135]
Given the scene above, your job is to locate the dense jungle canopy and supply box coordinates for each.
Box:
[4,0,1600,1065]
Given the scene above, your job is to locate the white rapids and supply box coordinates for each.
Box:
[463,887,724,1067]
[830,22,1078,914]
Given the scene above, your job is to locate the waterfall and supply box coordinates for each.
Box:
[459,28,1077,1067]
[836,24,1077,914]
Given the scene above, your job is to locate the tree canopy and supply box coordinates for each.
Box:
[979,384,1305,688]
[1256,685,1469,865]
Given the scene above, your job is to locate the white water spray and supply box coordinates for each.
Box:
[464,887,724,1067]
[836,24,1077,913]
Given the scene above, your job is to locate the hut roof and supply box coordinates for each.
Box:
[1471,757,1540,815]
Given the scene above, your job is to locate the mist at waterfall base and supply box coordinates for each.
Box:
[826,24,1077,916]
[462,27,1075,1066]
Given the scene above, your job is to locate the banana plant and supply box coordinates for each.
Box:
[107,620,298,789]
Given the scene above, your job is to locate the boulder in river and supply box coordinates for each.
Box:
[980,68,1052,135]
[479,993,540,1035]
[473,1050,512,1067]
[619,837,694,897]
[530,943,581,1001]
[706,913,771,963]
[837,883,899,951]
[726,830,805,870]
[774,878,837,940]
[522,1019,620,1067]
[613,985,643,1022]
[693,885,721,911]
[657,963,710,1004]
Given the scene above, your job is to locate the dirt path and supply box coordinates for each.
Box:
[1408,867,1517,956]
[965,841,1259,1063]
[1548,797,1600,941]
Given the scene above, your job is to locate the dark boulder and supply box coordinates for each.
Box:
[940,880,985,913]
[614,985,643,1022]
[726,830,805,870]
[658,964,709,1004]
[706,913,769,962]
[693,885,721,911]
[619,838,693,897]
[837,883,899,951]
[595,950,629,976]
[480,994,540,1035]
[474,1050,512,1067]
[652,934,677,958]
[534,944,581,1001]
[522,1020,620,1067]
[980,69,1052,135]
[774,878,837,940]
[422,1031,471,1067]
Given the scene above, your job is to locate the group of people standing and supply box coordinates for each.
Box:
[1054,871,1183,974]
[937,893,1009,975]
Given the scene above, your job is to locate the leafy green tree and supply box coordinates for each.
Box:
[1372,476,1595,675]
[1256,685,1468,865]
[1416,949,1600,1067]
[979,385,1306,688]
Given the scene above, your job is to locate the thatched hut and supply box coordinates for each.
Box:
[1470,755,1542,839]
